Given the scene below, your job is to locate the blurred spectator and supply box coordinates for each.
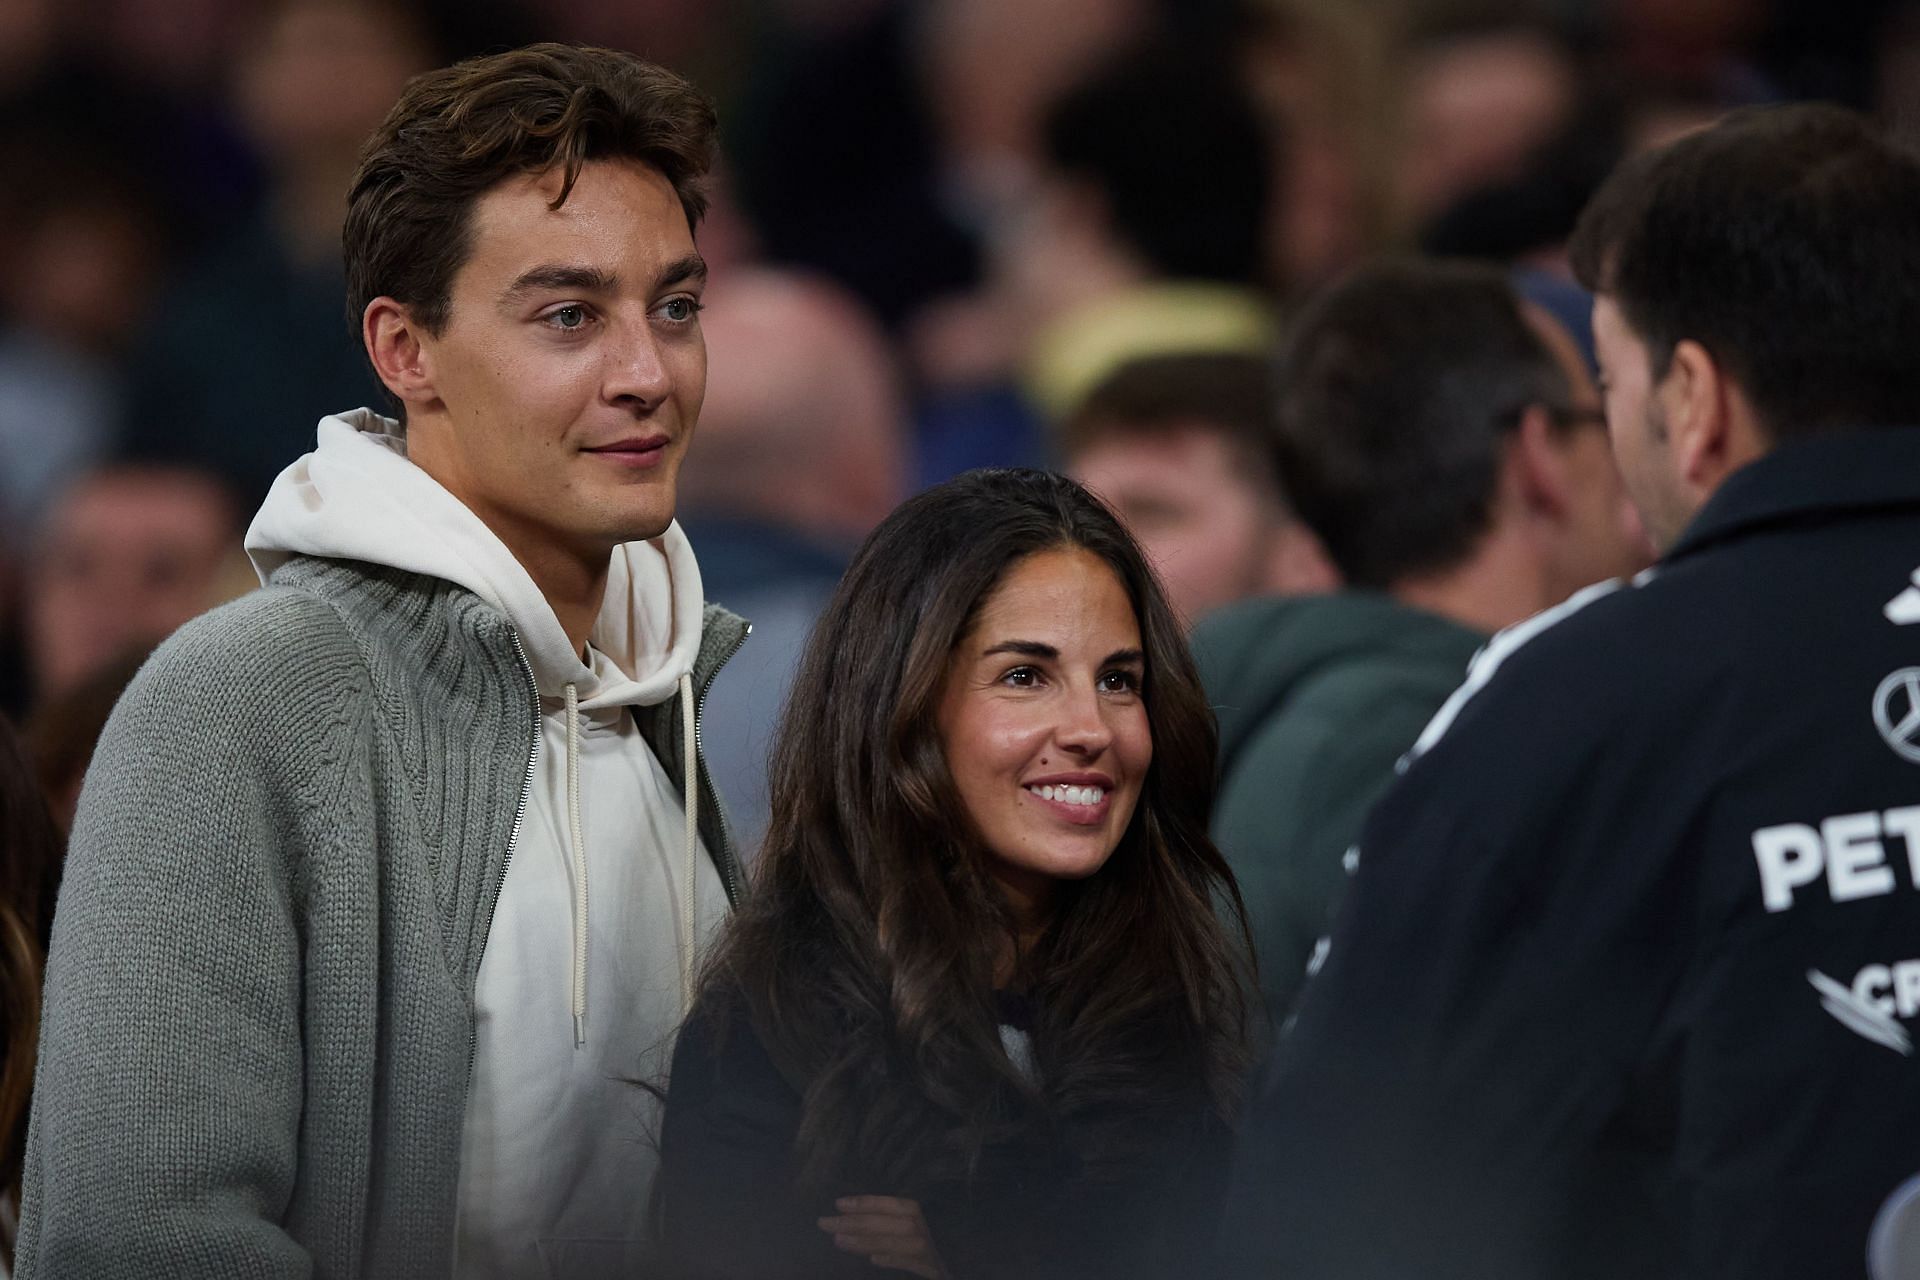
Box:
[1063,352,1337,627]
[0,0,259,253]
[678,267,907,854]
[725,4,979,331]
[1016,38,1280,408]
[1240,0,1404,292]
[1397,3,1582,226]
[912,36,1282,483]
[22,648,150,836]
[1418,93,1627,273]
[1225,102,1920,1278]
[23,463,243,709]
[1193,258,1649,1027]
[0,166,166,540]
[917,0,1149,220]
[0,714,61,1271]
[121,0,431,505]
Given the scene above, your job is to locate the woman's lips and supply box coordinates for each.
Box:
[1022,784,1111,826]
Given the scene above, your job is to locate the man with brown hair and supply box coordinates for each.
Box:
[1225,105,1920,1279]
[21,45,745,1278]
[1062,352,1338,627]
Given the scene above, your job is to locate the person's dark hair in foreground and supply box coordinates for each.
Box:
[0,717,59,1268]
[658,468,1254,1279]
[1221,103,1920,1280]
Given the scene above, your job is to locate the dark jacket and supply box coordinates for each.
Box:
[1192,593,1483,1023]
[658,986,1230,1280]
[1222,427,1920,1279]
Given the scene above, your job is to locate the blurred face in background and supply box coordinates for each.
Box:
[1400,29,1577,220]
[236,0,430,169]
[27,468,238,702]
[1070,422,1337,625]
[1524,305,1655,591]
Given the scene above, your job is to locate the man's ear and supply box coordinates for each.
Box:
[1510,404,1576,522]
[1660,339,1740,495]
[363,298,439,410]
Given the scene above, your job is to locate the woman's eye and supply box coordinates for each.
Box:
[1001,666,1040,688]
[1099,670,1140,694]
[658,296,703,323]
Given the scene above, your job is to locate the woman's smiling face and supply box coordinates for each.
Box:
[936,545,1153,925]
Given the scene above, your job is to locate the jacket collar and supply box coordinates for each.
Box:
[1666,425,1920,564]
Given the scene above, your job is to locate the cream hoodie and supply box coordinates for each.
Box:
[247,409,730,1279]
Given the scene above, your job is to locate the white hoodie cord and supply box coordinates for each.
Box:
[679,671,697,1013]
[565,683,589,1048]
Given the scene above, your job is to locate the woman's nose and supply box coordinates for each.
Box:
[1051,686,1114,756]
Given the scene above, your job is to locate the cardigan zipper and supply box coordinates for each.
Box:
[467,625,541,1083]
[694,621,751,906]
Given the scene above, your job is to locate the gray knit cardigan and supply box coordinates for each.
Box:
[17,555,747,1278]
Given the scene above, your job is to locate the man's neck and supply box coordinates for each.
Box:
[500,530,609,661]
[1390,524,1550,638]
[404,422,611,660]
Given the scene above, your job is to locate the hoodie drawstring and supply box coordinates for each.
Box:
[563,674,698,1047]
[679,671,698,1014]
[564,682,589,1047]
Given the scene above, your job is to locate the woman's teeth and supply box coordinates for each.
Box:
[1026,783,1105,807]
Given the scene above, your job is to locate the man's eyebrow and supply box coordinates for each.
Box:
[656,253,708,290]
[498,264,616,305]
[982,640,1058,660]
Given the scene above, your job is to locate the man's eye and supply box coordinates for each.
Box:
[547,305,588,330]
[658,297,703,323]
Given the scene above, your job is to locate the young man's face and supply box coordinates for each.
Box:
[408,157,707,564]
[1070,423,1289,626]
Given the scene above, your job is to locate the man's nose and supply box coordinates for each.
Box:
[605,320,671,409]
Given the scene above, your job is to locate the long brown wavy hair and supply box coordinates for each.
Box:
[0,715,62,1256]
[701,468,1254,1193]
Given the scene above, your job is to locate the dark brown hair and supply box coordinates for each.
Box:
[1569,103,1920,441]
[703,468,1254,1192]
[1275,257,1568,589]
[344,42,717,337]
[1061,352,1286,503]
[0,716,62,1244]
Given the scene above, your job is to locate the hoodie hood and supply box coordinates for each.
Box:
[246,408,704,710]
[1191,592,1487,768]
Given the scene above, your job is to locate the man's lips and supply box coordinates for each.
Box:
[583,436,671,467]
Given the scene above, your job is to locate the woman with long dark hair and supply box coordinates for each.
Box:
[656,469,1254,1279]
[0,717,62,1274]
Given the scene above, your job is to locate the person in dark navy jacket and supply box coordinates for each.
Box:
[1221,102,1920,1280]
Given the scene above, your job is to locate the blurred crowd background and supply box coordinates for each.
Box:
[0,0,1916,838]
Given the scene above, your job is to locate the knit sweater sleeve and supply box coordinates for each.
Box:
[17,588,371,1279]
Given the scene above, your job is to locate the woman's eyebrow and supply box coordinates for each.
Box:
[1103,648,1146,667]
[982,640,1057,660]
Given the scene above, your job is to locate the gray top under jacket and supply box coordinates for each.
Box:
[17,555,746,1278]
